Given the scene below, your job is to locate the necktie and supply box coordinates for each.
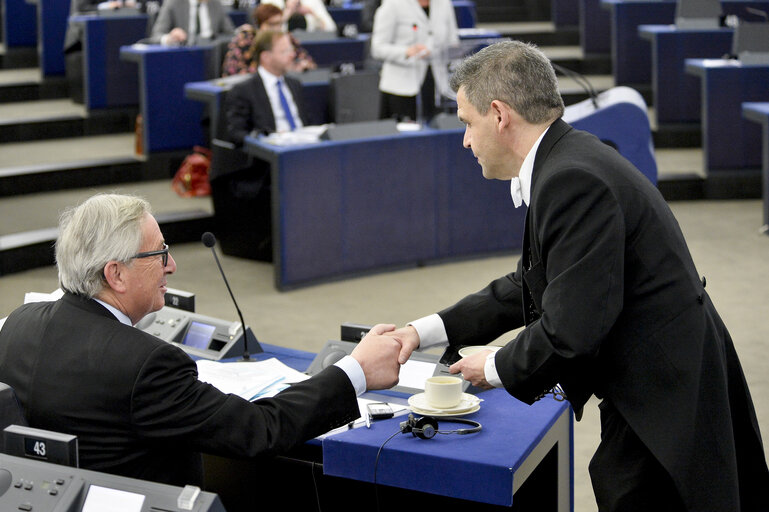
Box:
[510,177,523,208]
[276,79,297,131]
[189,1,200,45]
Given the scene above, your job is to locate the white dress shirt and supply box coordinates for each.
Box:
[409,126,551,388]
[258,66,304,133]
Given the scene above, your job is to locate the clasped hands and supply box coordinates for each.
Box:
[355,325,494,390]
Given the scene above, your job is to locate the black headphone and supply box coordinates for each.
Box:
[399,413,482,440]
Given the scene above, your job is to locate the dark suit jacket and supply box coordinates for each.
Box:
[0,293,359,487]
[438,119,769,510]
[224,72,309,146]
[149,0,234,43]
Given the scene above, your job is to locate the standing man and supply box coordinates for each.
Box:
[149,0,235,46]
[0,193,403,487]
[390,41,769,511]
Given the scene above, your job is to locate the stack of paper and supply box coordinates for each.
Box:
[196,358,310,401]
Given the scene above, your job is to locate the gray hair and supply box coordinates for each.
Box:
[56,194,152,298]
[449,40,565,124]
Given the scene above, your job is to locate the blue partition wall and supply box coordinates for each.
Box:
[3,0,37,47]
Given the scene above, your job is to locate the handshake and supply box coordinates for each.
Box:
[350,324,495,391]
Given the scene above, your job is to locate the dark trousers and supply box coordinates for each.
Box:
[589,400,685,512]
[210,163,273,262]
[379,66,438,122]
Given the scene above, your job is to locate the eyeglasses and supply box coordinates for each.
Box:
[132,243,169,267]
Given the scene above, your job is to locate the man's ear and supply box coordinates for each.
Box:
[103,261,128,294]
[490,100,512,133]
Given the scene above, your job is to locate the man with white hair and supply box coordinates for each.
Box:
[0,193,402,487]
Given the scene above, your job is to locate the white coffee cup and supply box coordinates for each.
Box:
[423,376,463,409]
[458,345,502,358]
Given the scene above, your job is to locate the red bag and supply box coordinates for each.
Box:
[172,146,212,197]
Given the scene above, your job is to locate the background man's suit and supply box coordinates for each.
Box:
[0,293,359,486]
[210,72,309,261]
[438,119,769,510]
[224,72,309,149]
[149,0,234,43]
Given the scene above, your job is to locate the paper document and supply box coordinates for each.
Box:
[196,358,310,401]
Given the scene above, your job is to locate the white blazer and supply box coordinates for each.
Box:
[370,0,459,98]
[262,0,337,33]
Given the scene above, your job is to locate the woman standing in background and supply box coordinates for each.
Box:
[371,0,459,122]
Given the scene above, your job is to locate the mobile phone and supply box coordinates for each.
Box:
[366,402,394,420]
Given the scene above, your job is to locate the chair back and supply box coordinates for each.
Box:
[0,382,28,431]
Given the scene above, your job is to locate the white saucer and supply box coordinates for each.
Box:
[410,403,481,417]
[408,392,481,415]
[458,345,502,358]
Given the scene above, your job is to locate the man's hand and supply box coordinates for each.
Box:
[387,325,420,364]
[350,324,402,390]
[449,350,494,389]
[167,27,187,44]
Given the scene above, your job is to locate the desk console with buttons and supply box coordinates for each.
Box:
[135,306,259,361]
[0,453,226,512]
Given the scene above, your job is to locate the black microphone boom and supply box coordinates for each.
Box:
[201,232,262,360]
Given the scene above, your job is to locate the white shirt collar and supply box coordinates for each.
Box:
[258,66,281,88]
[93,298,133,326]
[511,125,550,208]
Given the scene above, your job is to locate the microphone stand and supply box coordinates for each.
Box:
[202,232,262,361]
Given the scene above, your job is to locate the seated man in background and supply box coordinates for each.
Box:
[221,3,316,77]
[0,193,403,487]
[149,0,234,46]
[225,30,308,142]
[211,30,309,261]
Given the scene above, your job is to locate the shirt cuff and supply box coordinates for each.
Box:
[409,313,448,350]
[484,352,503,388]
[334,355,366,396]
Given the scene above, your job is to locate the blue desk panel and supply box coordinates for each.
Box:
[553,0,579,27]
[36,0,70,76]
[686,59,769,172]
[742,102,769,231]
[328,4,363,29]
[121,45,211,153]
[601,0,675,85]
[244,130,525,289]
[225,344,572,510]
[3,0,37,47]
[603,0,769,86]
[73,14,148,110]
[581,0,612,55]
[639,25,733,124]
[452,0,476,29]
[297,35,368,68]
[324,389,572,508]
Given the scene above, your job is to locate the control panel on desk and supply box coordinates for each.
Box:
[135,306,252,361]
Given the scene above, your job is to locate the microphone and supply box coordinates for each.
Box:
[201,232,261,360]
[551,62,599,110]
